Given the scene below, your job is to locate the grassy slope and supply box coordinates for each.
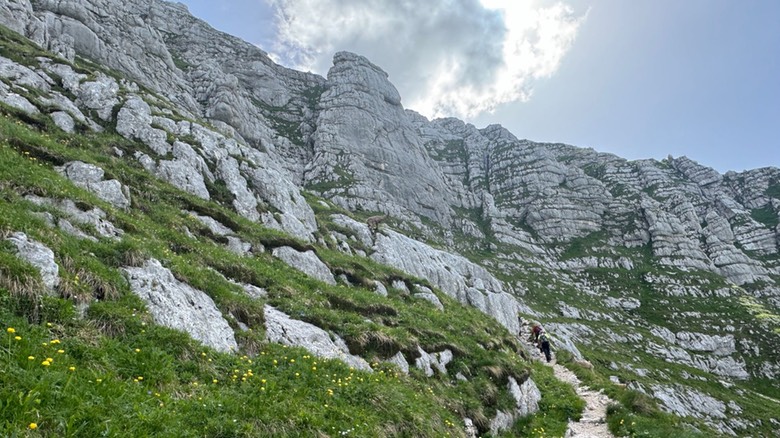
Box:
[0,27,587,437]
[512,236,780,437]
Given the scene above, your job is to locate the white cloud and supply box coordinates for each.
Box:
[266,0,586,119]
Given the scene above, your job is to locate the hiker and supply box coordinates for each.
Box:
[531,324,542,343]
[538,330,552,363]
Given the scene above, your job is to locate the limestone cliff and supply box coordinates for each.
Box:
[1,0,779,435]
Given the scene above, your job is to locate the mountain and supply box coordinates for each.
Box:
[1,0,779,436]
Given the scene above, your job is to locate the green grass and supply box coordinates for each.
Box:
[0,55,569,435]
[750,205,779,229]
[0,308,467,437]
[3,19,780,438]
[509,362,585,437]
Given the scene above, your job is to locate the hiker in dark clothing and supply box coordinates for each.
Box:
[531,324,542,343]
[538,330,552,362]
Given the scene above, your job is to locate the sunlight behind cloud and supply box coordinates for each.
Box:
[267,0,585,119]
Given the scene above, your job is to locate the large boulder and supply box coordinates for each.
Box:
[414,347,453,377]
[371,229,520,334]
[490,377,541,435]
[6,232,59,291]
[264,305,371,371]
[509,377,541,417]
[24,195,123,240]
[272,246,336,285]
[57,161,131,209]
[122,259,237,353]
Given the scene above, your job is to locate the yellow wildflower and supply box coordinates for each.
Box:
[28,423,37,430]
[14,336,21,341]
[6,327,15,334]
[68,366,76,372]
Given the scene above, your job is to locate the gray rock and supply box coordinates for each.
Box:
[122,259,237,352]
[372,229,521,334]
[0,55,51,90]
[30,211,55,228]
[0,81,39,114]
[156,160,209,200]
[240,283,267,299]
[57,161,131,209]
[134,151,156,172]
[329,214,375,248]
[650,383,733,434]
[226,236,251,256]
[489,410,516,436]
[116,96,171,155]
[245,163,317,242]
[508,376,542,417]
[271,246,336,285]
[544,323,585,361]
[413,292,444,310]
[75,74,119,121]
[307,52,457,225]
[264,305,371,371]
[187,211,233,236]
[391,279,409,293]
[373,280,388,297]
[25,195,123,239]
[414,347,453,377]
[413,286,444,310]
[464,418,478,438]
[387,351,409,374]
[558,301,582,319]
[216,157,259,221]
[57,218,97,242]
[6,232,59,291]
[605,297,641,310]
[50,111,75,132]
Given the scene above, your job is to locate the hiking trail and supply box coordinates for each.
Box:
[523,330,615,438]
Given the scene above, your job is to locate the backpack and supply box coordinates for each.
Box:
[539,332,549,344]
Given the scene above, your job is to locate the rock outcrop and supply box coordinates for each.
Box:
[306,52,459,225]
[57,161,131,209]
[122,259,238,353]
[264,305,371,372]
[1,0,778,434]
[271,246,336,285]
[371,229,521,334]
[6,232,59,291]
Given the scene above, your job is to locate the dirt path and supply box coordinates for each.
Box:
[524,335,614,438]
[550,361,614,438]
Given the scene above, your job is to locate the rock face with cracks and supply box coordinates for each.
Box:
[264,305,371,372]
[122,259,237,353]
[1,0,779,434]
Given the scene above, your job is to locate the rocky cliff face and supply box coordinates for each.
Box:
[2,0,779,435]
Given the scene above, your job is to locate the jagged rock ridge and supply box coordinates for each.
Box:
[1,0,779,435]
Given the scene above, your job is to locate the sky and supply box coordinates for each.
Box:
[176,0,779,173]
